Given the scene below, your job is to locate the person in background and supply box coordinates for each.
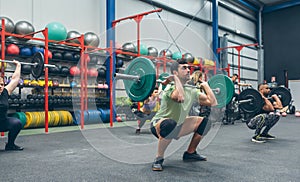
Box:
[0,60,23,151]
[133,88,160,134]
[246,83,282,143]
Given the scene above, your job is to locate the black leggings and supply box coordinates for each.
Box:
[247,113,280,136]
[0,117,22,145]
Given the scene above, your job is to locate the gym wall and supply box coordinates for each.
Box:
[0,0,259,86]
[263,5,300,85]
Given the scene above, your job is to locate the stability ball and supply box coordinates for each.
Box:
[183,53,194,63]
[66,30,80,44]
[148,47,158,57]
[172,51,182,60]
[122,42,135,53]
[14,21,35,41]
[0,16,14,33]
[84,32,100,47]
[46,22,67,41]
[159,49,172,59]
[135,44,148,55]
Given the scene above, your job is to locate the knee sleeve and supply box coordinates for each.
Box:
[196,117,208,136]
[159,119,177,139]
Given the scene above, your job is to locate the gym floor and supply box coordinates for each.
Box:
[0,116,299,182]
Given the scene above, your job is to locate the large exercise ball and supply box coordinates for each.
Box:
[66,30,80,44]
[183,53,194,63]
[122,42,135,52]
[172,51,182,60]
[14,21,35,41]
[135,44,148,55]
[0,16,14,33]
[159,49,172,59]
[46,22,67,41]
[148,47,158,57]
[84,32,100,47]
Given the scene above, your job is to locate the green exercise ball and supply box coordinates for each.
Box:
[46,22,67,41]
[172,51,182,60]
[135,44,148,55]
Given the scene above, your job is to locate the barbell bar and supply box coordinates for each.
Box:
[238,87,292,114]
[0,59,55,68]
[156,79,221,95]
[114,56,235,108]
[0,52,57,79]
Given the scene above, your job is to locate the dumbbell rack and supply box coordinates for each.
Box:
[1,19,113,133]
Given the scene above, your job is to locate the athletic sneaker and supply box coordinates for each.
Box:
[152,158,164,171]
[251,135,266,143]
[5,143,24,151]
[260,133,276,140]
[135,128,141,134]
[183,151,207,162]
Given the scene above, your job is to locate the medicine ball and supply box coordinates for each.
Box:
[97,66,106,78]
[20,47,32,56]
[88,68,98,77]
[73,53,80,61]
[52,52,63,60]
[21,64,31,74]
[6,44,20,55]
[32,46,44,54]
[63,52,74,61]
[49,64,60,75]
[69,66,80,76]
[60,66,70,76]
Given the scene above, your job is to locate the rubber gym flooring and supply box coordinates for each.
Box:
[0,115,299,182]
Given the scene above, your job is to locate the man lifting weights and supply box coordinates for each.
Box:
[150,59,217,171]
[246,83,283,143]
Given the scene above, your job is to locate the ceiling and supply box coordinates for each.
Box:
[258,0,291,6]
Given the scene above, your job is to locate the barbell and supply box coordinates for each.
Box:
[0,52,56,79]
[238,87,292,114]
[114,57,235,108]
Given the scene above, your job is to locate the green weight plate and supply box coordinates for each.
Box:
[158,72,169,90]
[269,87,291,107]
[238,88,264,114]
[31,52,44,79]
[123,57,156,102]
[208,74,234,108]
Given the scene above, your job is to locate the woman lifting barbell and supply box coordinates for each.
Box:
[0,60,24,151]
[150,59,217,171]
[246,83,283,143]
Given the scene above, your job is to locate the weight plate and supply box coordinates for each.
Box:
[269,87,291,107]
[123,57,156,102]
[238,88,264,114]
[31,52,44,79]
[208,74,234,108]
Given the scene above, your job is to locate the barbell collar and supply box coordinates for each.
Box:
[115,73,140,81]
